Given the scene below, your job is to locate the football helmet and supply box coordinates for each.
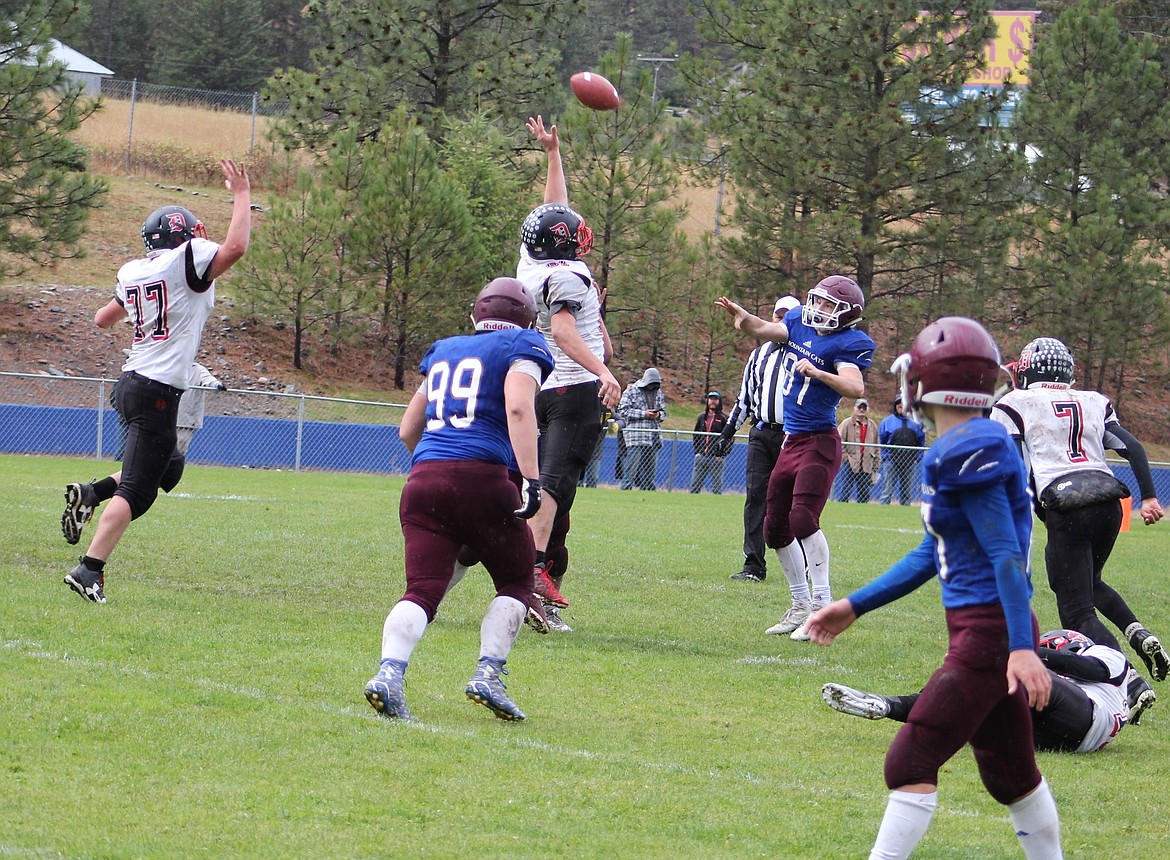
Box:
[1016,337,1075,389]
[801,276,865,332]
[473,277,537,331]
[1039,629,1093,654]
[520,204,594,260]
[141,206,207,252]
[891,316,1002,415]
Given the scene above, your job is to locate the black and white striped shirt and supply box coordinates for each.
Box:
[725,341,789,432]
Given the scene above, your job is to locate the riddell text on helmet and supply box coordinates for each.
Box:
[942,393,993,407]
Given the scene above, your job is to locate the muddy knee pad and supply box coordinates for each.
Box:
[789,505,822,540]
[160,453,186,493]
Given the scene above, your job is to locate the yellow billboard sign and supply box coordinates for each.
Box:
[970,11,1035,88]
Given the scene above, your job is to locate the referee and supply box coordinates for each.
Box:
[720,294,802,582]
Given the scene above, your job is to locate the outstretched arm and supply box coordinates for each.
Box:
[206,159,252,282]
[527,116,568,206]
[715,297,788,342]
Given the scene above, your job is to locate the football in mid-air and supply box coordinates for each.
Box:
[570,72,621,111]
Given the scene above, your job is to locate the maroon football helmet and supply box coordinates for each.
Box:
[894,317,1002,414]
[801,275,865,332]
[473,277,537,330]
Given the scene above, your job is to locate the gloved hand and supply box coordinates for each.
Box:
[514,477,542,519]
[716,427,735,456]
[216,383,228,391]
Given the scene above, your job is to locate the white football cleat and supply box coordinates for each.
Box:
[765,600,811,635]
[822,683,890,720]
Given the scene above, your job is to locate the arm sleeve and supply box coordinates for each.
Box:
[1038,649,1113,683]
[959,484,1035,651]
[1104,421,1157,500]
[847,535,938,616]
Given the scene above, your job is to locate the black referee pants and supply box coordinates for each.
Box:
[742,424,785,576]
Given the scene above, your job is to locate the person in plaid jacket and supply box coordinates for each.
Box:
[616,367,667,490]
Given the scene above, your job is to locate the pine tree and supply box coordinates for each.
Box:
[1010,0,1170,404]
[152,0,273,91]
[0,0,107,279]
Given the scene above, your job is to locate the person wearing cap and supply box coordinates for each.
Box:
[835,398,880,503]
[718,295,803,581]
[616,367,668,490]
[691,391,730,494]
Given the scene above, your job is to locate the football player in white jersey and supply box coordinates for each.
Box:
[823,629,1144,751]
[62,159,251,604]
[992,338,1169,690]
[515,115,621,631]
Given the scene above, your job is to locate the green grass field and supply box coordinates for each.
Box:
[3,455,1168,858]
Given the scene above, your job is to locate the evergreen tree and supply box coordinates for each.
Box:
[1010,0,1170,403]
[689,0,1020,333]
[0,0,107,279]
[239,167,352,369]
[152,0,273,91]
[555,33,687,363]
[72,0,155,79]
[346,109,484,388]
[268,0,581,147]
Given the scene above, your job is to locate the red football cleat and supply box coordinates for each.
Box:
[533,562,568,607]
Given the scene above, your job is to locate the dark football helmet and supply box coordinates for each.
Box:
[892,316,1002,415]
[520,204,594,260]
[1016,337,1075,389]
[141,206,207,252]
[1039,629,1093,654]
[801,275,865,332]
[473,277,537,330]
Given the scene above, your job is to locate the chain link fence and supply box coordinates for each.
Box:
[3,372,1168,504]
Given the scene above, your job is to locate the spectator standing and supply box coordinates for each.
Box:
[992,337,1168,690]
[175,362,227,456]
[806,317,1062,860]
[617,367,667,490]
[878,395,926,505]
[719,295,803,582]
[60,160,252,604]
[835,398,880,503]
[691,391,729,494]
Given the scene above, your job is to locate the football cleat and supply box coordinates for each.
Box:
[1127,668,1157,725]
[524,595,551,635]
[822,683,892,720]
[364,659,415,720]
[765,600,812,636]
[63,558,105,603]
[544,602,573,633]
[465,657,525,721]
[61,481,99,545]
[532,562,568,607]
[1129,627,1169,682]
[729,570,765,582]
[790,602,826,641]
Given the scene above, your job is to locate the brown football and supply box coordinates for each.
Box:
[570,72,621,111]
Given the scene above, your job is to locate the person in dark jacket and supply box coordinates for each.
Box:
[691,391,730,494]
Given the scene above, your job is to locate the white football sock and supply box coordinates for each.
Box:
[444,560,470,596]
[1008,779,1062,860]
[480,596,526,660]
[381,599,429,663]
[869,789,937,860]
[776,540,811,603]
[800,529,832,604]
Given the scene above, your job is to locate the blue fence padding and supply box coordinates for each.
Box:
[0,401,1159,500]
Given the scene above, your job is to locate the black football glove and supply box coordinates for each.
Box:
[514,477,542,519]
[216,383,228,391]
[716,428,735,456]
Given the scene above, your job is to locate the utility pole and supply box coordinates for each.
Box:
[636,54,679,104]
